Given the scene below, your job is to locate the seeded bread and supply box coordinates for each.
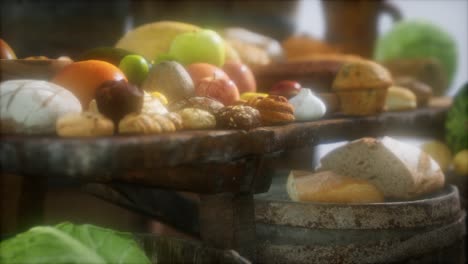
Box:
[286,170,384,203]
[317,137,445,199]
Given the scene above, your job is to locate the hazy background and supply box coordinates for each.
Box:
[296,0,468,96]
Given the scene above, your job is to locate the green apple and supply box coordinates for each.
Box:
[119,54,149,86]
[168,29,225,67]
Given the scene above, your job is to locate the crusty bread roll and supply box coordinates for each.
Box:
[286,170,384,203]
[318,137,445,199]
[0,79,82,134]
[385,86,417,111]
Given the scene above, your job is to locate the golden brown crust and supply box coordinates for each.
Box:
[245,95,294,113]
[332,60,392,91]
[259,110,295,124]
[242,95,295,125]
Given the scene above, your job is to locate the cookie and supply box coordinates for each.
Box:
[56,112,114,137]
[216,105,261,130]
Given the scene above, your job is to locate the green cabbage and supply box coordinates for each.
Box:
[0,222,151,264]
[446,83,468,153]
[375,20,457,86]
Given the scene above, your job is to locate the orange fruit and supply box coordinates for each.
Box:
[52,60,127,108]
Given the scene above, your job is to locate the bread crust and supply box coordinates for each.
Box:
[318,137,445,199]
[215,105,261,129]
[243,95,295,125]
[287,170,384,203]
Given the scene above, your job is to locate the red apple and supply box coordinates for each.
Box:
[0,39,17,59]
[195,76,240,105]
[222,62,256,94]
[186,63,229,85]
[269,80,301,99]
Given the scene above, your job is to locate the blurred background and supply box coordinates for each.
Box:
[1,0,466,95]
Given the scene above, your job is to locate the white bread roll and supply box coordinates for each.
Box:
[318,137,445,199]
[385,86,417,111]
[286,170,384,203]
[0,80,82,134]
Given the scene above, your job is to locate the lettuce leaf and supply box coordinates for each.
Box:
[56,222,151,264]
[0,226,105,264]
[0,223,151,264]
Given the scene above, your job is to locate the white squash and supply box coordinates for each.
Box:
[0,79,82,134]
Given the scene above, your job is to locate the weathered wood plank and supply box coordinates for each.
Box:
[0,104,450,193]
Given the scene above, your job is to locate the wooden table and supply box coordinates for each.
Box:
[0,101,451,261]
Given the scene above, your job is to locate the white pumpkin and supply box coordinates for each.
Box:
[0,79,82,134]
[289,88,326,121]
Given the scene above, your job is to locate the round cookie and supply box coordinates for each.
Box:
[216,105,261,130]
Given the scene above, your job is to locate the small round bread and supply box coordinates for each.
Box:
[385,86,417,111]
[244,95,295,125]
[119,112,176,134]
[168,96,224,114]
[177,108,216,130]
[56,112,114,137]
[394,76,432,106]
[216,105,261,130]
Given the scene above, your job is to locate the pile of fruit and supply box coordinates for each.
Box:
[0,21,330,137]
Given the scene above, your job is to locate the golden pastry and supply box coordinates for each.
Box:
[56,112,114,137]
[177,108,216,130]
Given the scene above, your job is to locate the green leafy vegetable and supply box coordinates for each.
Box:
[0,223,151,264]
[375,20,457,86]
[446,83,468,153]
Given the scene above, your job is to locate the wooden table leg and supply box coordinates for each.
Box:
[17,175,46,231]
[199,193,256,262]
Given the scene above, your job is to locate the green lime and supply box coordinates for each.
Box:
[119,54,149,85]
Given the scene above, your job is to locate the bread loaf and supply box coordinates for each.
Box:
[286,170,384,203]
[318,137,445,199]
[0,80,82,134]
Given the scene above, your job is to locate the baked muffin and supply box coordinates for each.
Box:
[216,105,261,130]
[332,60,392,115]
[244,95,295,125]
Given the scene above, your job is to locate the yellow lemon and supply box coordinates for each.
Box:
[421,140,452,171]
[453,150,468,176]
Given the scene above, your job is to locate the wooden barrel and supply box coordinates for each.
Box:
[255,177,466,264]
